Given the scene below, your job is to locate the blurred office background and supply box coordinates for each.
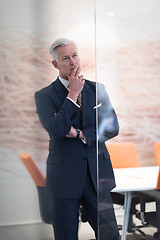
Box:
[0,0,160,238]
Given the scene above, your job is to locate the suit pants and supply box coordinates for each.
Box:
[49,167,119,240]
[99,192,120,240]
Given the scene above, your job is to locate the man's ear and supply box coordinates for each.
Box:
[52,60,59,69]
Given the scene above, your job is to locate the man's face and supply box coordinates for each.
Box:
[52,43,80,80]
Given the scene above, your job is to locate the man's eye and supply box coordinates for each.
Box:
[73,54,77,57]
[63,57,68,60]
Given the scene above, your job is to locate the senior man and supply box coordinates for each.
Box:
[35,38,119,240]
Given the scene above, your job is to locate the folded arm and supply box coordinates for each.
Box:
[35,91,80,138]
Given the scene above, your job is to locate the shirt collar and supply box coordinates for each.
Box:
[59,76,69,90]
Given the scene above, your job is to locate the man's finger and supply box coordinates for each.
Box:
[75,67,81,77]
[71,65,78,77]
[79,74,84,81]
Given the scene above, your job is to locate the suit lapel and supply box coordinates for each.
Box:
[54,77,68,101]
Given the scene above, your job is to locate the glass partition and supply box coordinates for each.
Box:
[96,0,160,239]
[0,0,96,239]
[1,0,160,239]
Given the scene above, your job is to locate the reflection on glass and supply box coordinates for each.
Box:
[96,0,160,239]
[97,83,120,240]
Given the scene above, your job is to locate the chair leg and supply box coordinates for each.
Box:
[154,198,160,239]
[128,214,135,233]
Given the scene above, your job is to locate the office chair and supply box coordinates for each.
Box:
[20,153,51,224]
[135,166,160,239]
[105,142,143,234]
[106,142,140,169]
[20,153,87,226]
[154,142,160,166]
[132,141,160,239]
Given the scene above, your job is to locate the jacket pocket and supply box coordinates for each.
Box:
[47,155,63,165]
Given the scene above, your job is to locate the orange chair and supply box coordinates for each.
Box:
[154,142,160,166]
[156,166,160,190]
[106,142,140,168]
[105,143,140,232]
[20,153,87,225]
[20,153,46,186]
[20,153,51,224]
[135,166,160,239]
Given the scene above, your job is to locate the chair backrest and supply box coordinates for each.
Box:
[20,153,46,187]
[154,142,160,166]
[156,167,160,190]
[106,142,140,168]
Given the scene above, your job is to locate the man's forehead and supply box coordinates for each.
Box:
[57,44,77,55]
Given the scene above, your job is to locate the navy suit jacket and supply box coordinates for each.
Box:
[35,78,119,198]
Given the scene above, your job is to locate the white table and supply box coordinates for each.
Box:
[112,166,159,240]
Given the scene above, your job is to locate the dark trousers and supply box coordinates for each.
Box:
[49,168,119,240]
[99,192,120,240]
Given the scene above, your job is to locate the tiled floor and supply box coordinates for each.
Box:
[0,203,158,240]
[0,220,158,240]
[79,221,157,240]
[79,201,158,240]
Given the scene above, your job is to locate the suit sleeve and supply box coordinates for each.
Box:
[97,83,119,143]
[34,90,80,137]
[82,125,96,147]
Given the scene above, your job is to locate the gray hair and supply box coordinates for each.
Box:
[49,38,77,60]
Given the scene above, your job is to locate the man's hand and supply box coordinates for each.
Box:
[65,126,77,138]
[66,126,85,140]
[67,65,85,102]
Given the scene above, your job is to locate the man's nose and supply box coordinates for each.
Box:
[70,57,75,64]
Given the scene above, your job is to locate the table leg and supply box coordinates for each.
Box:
[156,198,160,232]
[121,192,132,240]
